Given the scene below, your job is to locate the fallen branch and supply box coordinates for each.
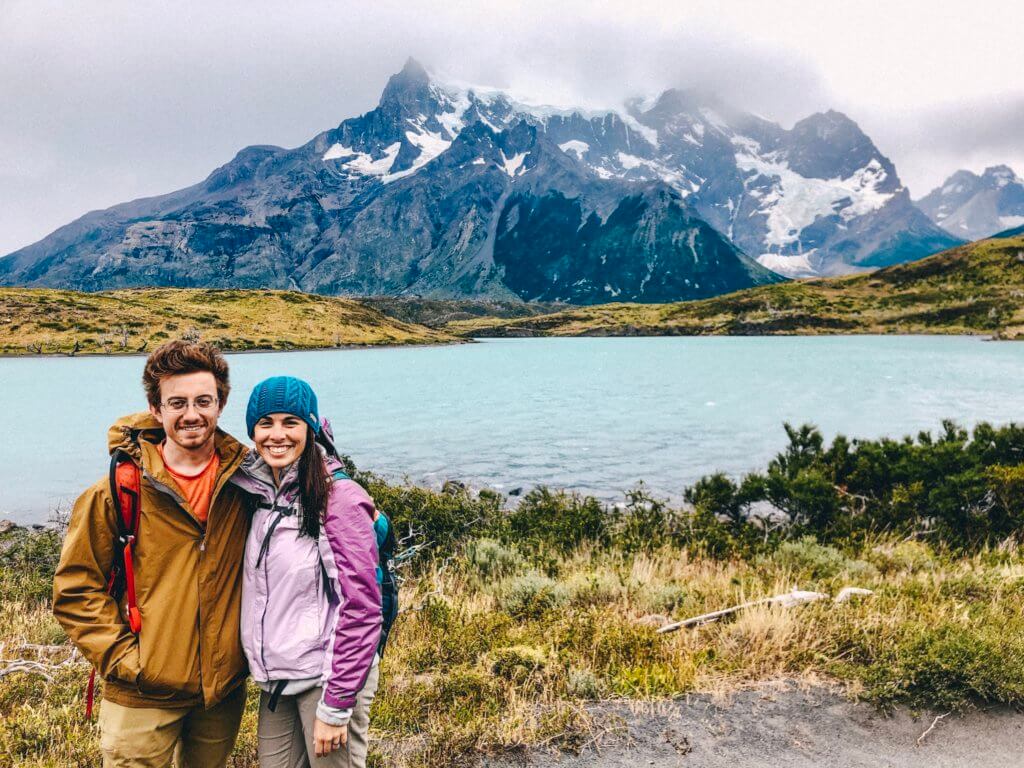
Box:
[657,587,873,634]
[916,711,951,747]
[0,643,85,680]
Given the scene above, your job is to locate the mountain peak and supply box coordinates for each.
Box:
[378,57,433,109]
[982,165,1020,184]
[791,109,862,140]
[646,87,723,118]
[399,57,429,81]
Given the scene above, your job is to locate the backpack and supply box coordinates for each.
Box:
[85,449,143,718]
[332,469,400,656]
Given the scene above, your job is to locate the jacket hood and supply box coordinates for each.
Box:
[107,411,166,460]
[107,411,247,468]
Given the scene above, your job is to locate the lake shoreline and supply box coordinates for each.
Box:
[3,330,1015,361]
[0,337,473,360]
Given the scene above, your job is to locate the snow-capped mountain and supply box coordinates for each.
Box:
[916,166,1024,241]
[1,58,957,300]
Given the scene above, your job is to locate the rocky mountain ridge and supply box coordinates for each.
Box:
[0,58,961,300]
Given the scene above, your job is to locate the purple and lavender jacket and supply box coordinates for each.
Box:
[230,434,382,712]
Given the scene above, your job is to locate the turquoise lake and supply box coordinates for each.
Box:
[2,336,1022,523]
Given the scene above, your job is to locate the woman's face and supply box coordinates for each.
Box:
[253,413,308,472]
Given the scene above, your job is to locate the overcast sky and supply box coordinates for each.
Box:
[2,0,1022,255]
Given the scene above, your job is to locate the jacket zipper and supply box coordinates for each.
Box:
[259,486,284,680]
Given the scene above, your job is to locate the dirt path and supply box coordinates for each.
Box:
[486,686,1024,768]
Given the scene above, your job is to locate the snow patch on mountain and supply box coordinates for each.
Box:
[502,151,528,177]
[619,112,659,148]
[755,251,816,277]
[323,141,401,176]
[559,140,590,158]
[734,137,894,248]
[381,127,453,184]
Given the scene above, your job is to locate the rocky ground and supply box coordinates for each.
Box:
[488,685,1024,768]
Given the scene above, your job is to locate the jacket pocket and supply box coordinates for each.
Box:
[136,589,202,697]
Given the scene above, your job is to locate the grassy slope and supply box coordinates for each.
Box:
[360,297,568,329]
[445,236,1024,339]
[0,288,459,356]
[3,526,1023,767]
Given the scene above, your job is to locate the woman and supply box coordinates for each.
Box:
[231,375,388,766]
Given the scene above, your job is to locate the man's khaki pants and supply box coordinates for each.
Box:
[97,684,247,768]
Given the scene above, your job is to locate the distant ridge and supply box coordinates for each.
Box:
[442,235,1024,339]
[1,58,960,301]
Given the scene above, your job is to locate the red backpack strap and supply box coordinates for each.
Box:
[111,452,143,634]
[86,451,142,719]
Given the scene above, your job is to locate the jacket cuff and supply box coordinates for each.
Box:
[111,642,142,685]
[317,698,353,726]
[322,690,356,710]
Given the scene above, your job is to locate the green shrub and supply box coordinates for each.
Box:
[485,645,548,683]
[502,488,611,552]
[0,527,62,604]
[564,667,603,699]
[765,536,876,581]
[463,538,523,580]
[497,573,568,619]
[844,621,1024,711]
[866,540,936,574]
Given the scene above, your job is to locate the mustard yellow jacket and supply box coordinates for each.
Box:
[53,412,250,709]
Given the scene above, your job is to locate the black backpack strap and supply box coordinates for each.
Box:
[319,558,336,603]
[266,679,288,713]
[255,505,294,569]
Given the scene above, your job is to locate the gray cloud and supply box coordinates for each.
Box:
[1,0,1020,254]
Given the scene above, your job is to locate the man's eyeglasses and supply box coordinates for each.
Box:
[160,396,219,414]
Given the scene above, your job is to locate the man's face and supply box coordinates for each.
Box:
[148,371,224,453]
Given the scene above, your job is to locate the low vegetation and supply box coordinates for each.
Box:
[446,236,1024,339]
[0,288,458,356]
[360,297,566,329]
[2,421,1022,766]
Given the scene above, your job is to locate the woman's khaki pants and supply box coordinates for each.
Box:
[256,664,379,768]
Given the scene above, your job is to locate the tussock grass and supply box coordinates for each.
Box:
[4,416,1023,766]
[5,528,1023,766]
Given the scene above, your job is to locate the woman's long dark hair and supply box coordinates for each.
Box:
[297,426,330,539]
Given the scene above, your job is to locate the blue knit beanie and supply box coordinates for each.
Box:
[246,376,320,438]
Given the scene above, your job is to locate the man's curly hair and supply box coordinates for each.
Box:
[142,340,230,408]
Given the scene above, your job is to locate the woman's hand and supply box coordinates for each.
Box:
[313,718,348,757]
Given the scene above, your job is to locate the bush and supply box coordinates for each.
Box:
[846,621,1024,711]
[700,421,1024,552]
[502,488,611,552]
[0,527,62,604]
[485,645,548,683]
[640,583,690,614]
[866,540,936,575]
[564,667,603,699]
[463,538,523,580]
[497,573,568,619]
[766,536,876,581]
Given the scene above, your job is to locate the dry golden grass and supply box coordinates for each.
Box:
[4,535,1024,766]
[0,287,459,356]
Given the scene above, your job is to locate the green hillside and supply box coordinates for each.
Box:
[0,288,459,356]
[445,236,1024,339]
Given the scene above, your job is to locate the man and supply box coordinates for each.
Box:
[53,340,251,767]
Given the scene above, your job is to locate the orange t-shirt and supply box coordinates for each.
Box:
[160,446,221,525]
